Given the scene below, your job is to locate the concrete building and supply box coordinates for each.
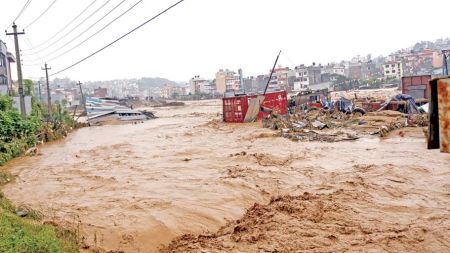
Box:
[160,84,178,98]
[307,64,322,84]
[293,64,322,91]
[215,69,241,94]
[225,75,241,92]
[160,84,189,98]
[360,61,378,80]
[432,50,443,68]
[323,64,346,77]
[254,75,268,92]
[397,49,441,76]
[243,76,255,93]
[344,54,384,80]
[215,69,227,94]
[271,66,290,91]
[294,65,310,91]
[189,76,212,95]
[267,76,280,92]
[0,40,15,95]
[348,62,362,80]
[346,60,380,80]
[199,80,215,94]
[332,65,346,76]
[383,61,403,79]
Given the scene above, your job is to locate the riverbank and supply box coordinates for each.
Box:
[0,169,79,252]
[0,95,79,165]
[2,100,449,252]
[0,95,80,252]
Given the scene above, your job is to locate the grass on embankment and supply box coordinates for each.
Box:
[0,171,79,253]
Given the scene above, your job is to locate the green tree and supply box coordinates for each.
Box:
[24,79,34,96]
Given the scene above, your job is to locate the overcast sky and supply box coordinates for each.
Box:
[0,0,448,82]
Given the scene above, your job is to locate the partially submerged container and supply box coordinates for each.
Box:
[428,77,450,153]
[222,91,288,123]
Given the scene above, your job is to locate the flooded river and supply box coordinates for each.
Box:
[3,100,450,252]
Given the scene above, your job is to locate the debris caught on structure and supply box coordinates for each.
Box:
[263,107,428,142]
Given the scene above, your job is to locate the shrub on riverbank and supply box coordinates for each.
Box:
[1,94,80,252]
[0,95,76,165]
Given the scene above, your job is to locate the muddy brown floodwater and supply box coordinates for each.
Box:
[3,100,450,252]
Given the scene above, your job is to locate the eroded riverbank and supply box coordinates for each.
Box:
[3,100,450,252]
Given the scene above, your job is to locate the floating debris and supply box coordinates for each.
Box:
[263,108,428,142]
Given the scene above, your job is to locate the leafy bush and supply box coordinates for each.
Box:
[0,94,79,252]
[0,95,75,165]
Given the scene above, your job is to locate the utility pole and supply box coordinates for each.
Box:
[6,23,26,117]
[37,81,42,102]
[77,81,87,115]
[442,50,449,76]
[42,63,52,117]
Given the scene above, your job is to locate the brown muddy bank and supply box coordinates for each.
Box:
[2,99,450,252]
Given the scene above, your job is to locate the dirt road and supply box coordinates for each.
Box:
[3,100,450,252]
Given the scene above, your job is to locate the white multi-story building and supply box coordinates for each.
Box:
[0,40,15,95]
[189,76,213,95]
[199,81,215,94]
[225,75,241,92]
[293,65,310,91]
[383,61,403,79]
[322,64,346,77]
[331,65,346,76]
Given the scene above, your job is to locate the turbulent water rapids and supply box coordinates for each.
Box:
[3,100,450,252]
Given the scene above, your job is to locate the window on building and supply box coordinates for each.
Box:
[392,70,396,73]
[0,53,5,67]
[385,65,389,68]
[385,71,390,74]
[391,64,395,67]
[0,75,7,85]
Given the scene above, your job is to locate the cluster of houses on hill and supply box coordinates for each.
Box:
[2,35,449,101]
[160,39,450,98]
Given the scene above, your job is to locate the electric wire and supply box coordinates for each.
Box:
[50,0,186,77]
[281,51,297,67]
[24,0,58,29]
[36,0,129,61]
[44,0,142,63]
[6,0,33,29]
[25,0,98,50]
[34,0,112,54]
[21,35,46,66]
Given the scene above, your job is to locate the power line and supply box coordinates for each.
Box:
[34,0,112,54]
[45,0,143,63]
[36,0,129,60]
[6,0,33,29]
[281,51,297,67]
[50,0,186,77]
[24,0,58,29]
[25,0,98,50]
[21,35,46,66]
[15,0,33,21]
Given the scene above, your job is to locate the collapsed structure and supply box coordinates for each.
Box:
[86,97,156,125]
